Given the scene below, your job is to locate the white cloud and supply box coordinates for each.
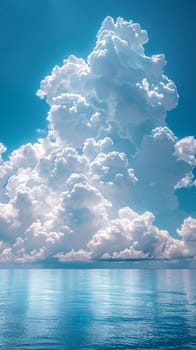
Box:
[88,16,178,141]
[37,16,178,147]
[173,137,196,189]
[177,216,196,242]
[175,172,196,189]
[55,249,91,262]
[47,93,106,147]
[0,143,7,163]
[37,55,90,104]
[165,217,196,259]
[133,126,190,217]
[87,208,171,259]
[0,16,195,264]
[175,136,196,166]
[83,137,113,160]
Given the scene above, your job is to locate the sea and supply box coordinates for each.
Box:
[0,269,195,349]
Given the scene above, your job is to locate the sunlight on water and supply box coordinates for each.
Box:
[0,269,195,349]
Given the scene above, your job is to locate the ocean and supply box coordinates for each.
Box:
[0,269,195,349]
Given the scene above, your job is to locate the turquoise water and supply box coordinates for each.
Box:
[0,269,195,349]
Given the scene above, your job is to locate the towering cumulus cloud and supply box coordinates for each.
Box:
[0,17,195,263]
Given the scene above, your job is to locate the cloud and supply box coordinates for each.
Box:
[165,217,196,259]
[87,208,171,259]
[54,211,196,261]
[174,136,196,189]
[175,136,196,166]
[0,16,195,264]
[175,172,196,189]
[133,127,190,214]
[87,16,178,142]
[55,249,91,262]
[0,143,7,163]
[37,16,178,147]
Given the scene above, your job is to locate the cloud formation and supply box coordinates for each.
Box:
[0,17,195,263]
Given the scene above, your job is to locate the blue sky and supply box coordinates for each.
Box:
[0,0,195,265]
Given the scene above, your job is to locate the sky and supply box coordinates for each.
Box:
[0,0,195,266]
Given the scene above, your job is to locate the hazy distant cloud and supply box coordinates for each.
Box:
[0,17,195,263]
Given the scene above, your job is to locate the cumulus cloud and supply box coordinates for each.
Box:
[165,217,196,259]
[87,208,171,259]
[175,137,196,166]
[174,136,196,190]
[0,16,195,264]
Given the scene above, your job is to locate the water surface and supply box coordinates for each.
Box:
[0,269,195,349]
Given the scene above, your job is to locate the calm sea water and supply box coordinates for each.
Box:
[0,269,195,350]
